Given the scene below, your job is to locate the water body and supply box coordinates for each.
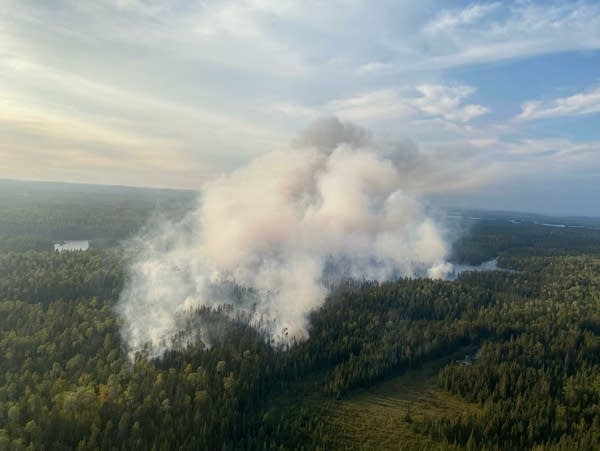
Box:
[535,222,567,228]
[531,221,600,230]
[448,258,517,280]
[54,240,90,252]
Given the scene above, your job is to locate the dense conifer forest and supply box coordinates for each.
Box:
[1,181,600,450]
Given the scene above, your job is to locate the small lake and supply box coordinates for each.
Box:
[54,240,90,252]
[448,258,519,280]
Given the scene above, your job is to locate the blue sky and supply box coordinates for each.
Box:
[1,0,599,215]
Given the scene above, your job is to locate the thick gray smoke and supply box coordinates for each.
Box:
[118,118,453,358]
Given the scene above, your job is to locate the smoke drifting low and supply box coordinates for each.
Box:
[118,118,453,358]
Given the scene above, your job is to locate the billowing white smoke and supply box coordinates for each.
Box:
[118,118,452,358]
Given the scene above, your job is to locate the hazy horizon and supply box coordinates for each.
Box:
[2,176,599,219]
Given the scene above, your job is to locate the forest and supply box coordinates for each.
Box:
[1,180,600,450]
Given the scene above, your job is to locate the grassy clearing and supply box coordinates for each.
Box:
[286,349,482,450]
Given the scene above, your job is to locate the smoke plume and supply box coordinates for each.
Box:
[118,118,452,358]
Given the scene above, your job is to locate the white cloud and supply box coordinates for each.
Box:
[356,61,395,76]
[412,84,489,122]
[326,89,414,122]
[416,1,600,70]
[272,103,318,119]
[517,86,600,121]
[275,83,489,127]
[504,138,600,163]
[423,2,500,33]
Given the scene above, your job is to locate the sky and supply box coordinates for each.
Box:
[1,0,600,215]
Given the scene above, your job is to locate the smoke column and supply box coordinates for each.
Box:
[118,118,453,358]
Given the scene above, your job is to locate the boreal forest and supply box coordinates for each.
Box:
[1,179,600,450]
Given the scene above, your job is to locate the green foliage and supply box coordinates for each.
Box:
[429,256,600,450]
[1,184,600,449]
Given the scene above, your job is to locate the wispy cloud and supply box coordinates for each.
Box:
[517,86,600,121]
[326,89,414,122]
[416,1,600,70]
[356,61,395,76]
[411,85,488,122]
[423,2,501,34]
[273,84,488,125]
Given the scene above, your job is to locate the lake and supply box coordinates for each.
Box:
[54,240,90,252]
[447,258,519,280]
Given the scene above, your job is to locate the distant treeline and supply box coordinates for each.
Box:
[451,219,600,264]
[0,180,196,251]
